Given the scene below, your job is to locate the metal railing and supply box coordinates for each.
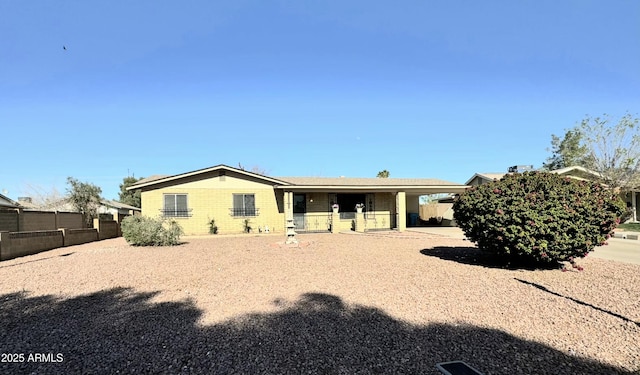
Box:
[229,208,260,217]
[160,209,192,218]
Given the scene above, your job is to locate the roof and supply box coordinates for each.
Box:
[465,166,604,186]
[464,173,507,185]
[101,199,141,211]
[127,164,469,193]
[0,193,21,208]
[128,165,288,190]
[274,177,465,192]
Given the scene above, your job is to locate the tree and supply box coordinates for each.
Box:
[376,170,390,178]
[542,129,589,170]
[579,113,640,191]
[66,177,102,227]
[20,183,65,209]
[237,162,268,175]
[543,113,640,191]
[119,176,143,208]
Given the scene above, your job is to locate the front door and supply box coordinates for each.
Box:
[293,193,306,230]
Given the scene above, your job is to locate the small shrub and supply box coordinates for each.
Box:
[243,218,252,233]
[208,218,218,234]
[121,215,184,246]
[453,171,625,266]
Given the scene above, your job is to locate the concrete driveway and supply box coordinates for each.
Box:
[407,227,640,265]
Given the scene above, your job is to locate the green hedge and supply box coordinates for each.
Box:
[453,171,625,266]
[121,216,184,246]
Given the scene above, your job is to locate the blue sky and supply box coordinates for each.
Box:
[1,1,639,201]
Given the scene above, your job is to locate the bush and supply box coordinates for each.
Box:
[121,216,184,246]
[453,171,626,266]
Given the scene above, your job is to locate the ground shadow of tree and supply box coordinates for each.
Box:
[420,247,560,270]
[0,289,633,374]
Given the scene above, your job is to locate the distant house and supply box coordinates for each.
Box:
[98,200,141,218]
[0,193,21,210]
[465,166,639,222]
[127,164,468,235]
[16,196,141,221]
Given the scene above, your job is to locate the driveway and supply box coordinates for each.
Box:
[407,227,640,265]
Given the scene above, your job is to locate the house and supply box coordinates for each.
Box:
[465,166,639,222]
[0,193,21,210]
[127,164,469,235]
[16,196,141,223]
[98,200,141,219]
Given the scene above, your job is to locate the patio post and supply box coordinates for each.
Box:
[633,191,637,222]
[396,191,406,232]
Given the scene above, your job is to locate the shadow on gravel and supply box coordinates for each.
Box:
[420,247,560,270]
[515,278,640,327]
[0,289,633,374]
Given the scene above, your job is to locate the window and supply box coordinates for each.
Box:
[163,194,190,217]
[232,194,256,217]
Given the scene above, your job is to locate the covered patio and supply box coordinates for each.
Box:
[274,177,468,233]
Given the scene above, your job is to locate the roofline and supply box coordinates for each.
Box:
[274,185,470,193]
[464,173,503,185]
[127,164,291,190]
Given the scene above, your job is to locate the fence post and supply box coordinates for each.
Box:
[59,228,68,247]
[0,231,12,261]
[93,218,101,240]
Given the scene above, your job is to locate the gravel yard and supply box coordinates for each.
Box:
[0,231,638,374]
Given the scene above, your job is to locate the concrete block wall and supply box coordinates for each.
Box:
[0,211,19,232]
[57,212,84,229]
[63,228,99,246]
[0,230,64,261]
[94,220,119,240]
[21,211,56,231]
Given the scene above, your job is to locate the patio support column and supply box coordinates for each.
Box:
[284,191,294,228]
[396,191,406,232]
[633,191,637,222]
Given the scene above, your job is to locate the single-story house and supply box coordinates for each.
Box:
[0,193,21,210]
[465,166,639,222]
[98,200,142,218]
[127,164,469,235]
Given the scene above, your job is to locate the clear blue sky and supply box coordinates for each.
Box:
[2,0,639,201]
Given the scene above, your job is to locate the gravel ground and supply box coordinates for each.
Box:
[0,231,638,374]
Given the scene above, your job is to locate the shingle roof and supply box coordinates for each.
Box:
[274,176,463,186]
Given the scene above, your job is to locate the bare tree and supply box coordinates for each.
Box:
[579,113,640,191]
[20,183,66,209]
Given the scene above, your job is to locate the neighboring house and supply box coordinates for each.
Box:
[127,164,469,235]
[17,196,142,221]
[98,200,141,218]
[465,166,639,222]
[0,193,21,209]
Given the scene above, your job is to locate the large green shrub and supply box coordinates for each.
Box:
[453,171,625,266]
[121,216,184,246]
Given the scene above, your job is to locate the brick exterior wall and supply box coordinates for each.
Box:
[140,171,285,235]
[137,170,408,234]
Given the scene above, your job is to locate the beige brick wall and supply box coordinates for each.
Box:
[141,172,285,235]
